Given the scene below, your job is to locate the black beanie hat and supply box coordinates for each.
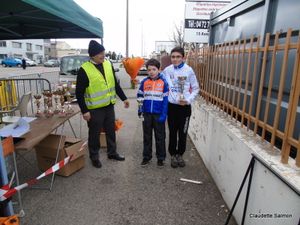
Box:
[88,40,105,57]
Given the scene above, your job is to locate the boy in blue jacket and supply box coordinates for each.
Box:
[137,58,169,166]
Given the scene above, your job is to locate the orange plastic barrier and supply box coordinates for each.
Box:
[100,119,123,132]
[0,215,19,225]
[114,119,123,131]
[1,136,14,157]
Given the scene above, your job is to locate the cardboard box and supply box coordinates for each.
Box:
[99,132,107,148]
[35,134,87,177]
[99,132,119,148]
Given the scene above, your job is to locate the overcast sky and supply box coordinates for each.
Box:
[60,0,185,57]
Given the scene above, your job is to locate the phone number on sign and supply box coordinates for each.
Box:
[185,19,209,29]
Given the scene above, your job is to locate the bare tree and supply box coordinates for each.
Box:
[171,22,185,47]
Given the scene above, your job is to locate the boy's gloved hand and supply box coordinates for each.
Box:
[157,114,167,123]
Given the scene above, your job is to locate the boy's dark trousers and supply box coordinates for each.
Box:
[142,113,166,161]
[167,102,191,156]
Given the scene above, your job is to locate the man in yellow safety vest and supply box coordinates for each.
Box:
[76,40,130,168]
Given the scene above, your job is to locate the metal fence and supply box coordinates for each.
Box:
[10,71,59,88]
[0,78,52,115]
[187,28,300,167]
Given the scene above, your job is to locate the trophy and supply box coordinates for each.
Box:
[137,97,144,120]
[42,91,53,117]
[177,76,187,100]
[64,86,74,114]
[52,90,60,114]
[42,91,48,114]
[33,94,42,117]
[58,88,66,117]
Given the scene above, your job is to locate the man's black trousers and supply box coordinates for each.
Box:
[142,113,166,161]
[167,103,191,156]
[87,104,117,160]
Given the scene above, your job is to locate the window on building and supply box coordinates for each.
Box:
[44,47,50,54]
[12,42,22,48]
[26,43,32,51]
[0,54,8,59]
[0,41,6,47]
[36,45,43,51]
[13,54,23,59]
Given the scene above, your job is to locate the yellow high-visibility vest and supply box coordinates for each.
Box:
[82,60,116,109]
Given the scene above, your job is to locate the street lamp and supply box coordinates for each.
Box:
[126,0,129,57]
[140,19,144,57]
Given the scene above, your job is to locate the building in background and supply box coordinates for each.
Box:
[0,39,44,63]
[50,40,80,59]
[79,49,88,55]
[155,41,176,54]
[44,39,51,61]
[49,41,58,59]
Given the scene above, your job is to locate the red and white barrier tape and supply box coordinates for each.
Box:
[0,155,72,201]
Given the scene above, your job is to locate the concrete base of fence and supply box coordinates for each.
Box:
[188,97,300,225]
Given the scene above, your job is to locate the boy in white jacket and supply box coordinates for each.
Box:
[163,47,200,168]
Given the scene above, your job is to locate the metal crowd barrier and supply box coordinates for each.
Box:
[0,78,52,116]
[10,72,59,89]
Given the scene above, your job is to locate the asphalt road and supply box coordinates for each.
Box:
[2,65,237,225]
[0,66,59,79]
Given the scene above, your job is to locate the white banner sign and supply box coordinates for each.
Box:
[184,1,230,43]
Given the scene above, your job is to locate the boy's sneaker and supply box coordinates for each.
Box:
[171,156,178,168]
[141,159,150,166]
[177,155,185,167]
[157,160,164,167]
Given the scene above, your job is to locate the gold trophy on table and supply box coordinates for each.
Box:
[33,94,42,117]
[64,86,74,114]
[177,76,187,100]
[58,88,66,117]
[52,90,60,114]
[42,90,54,118]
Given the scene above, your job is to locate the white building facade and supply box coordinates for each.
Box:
[155,41,176,54]
[0,39,45,63]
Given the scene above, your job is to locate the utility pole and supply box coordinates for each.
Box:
[126,0,129,57]
[140,19,143,57]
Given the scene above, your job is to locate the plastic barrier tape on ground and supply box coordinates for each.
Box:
[0,140,87,201]
[0,156,72,201]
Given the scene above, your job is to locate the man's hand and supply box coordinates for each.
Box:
[124,99,130,108]
[83,112,91,121]
[179,99,188,106]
